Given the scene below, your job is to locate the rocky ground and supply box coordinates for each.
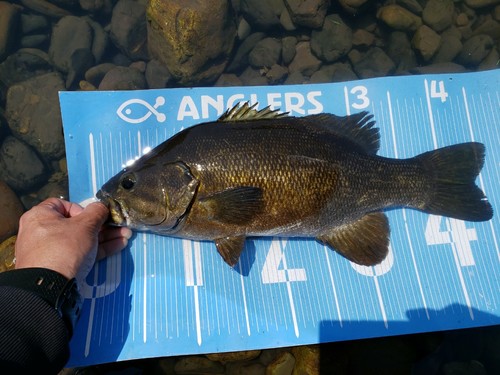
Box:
[0,0,499,374]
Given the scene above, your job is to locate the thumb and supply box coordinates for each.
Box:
[78,202,109,229]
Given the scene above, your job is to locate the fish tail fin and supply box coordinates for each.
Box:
[417,142,493,221]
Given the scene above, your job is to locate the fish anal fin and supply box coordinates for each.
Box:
[318,212,389,266]
[215,236,246,267]
[218,102,289,122]
[200,186,264,225]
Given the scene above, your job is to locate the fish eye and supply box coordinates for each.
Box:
[120,174,136,190]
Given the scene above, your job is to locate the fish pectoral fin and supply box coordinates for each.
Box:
[200,186,264,225]
[317,212,390,266]
[215,236,246,267]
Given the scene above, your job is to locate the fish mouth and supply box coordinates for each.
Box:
[96,190,130,227]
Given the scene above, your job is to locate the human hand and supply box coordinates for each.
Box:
[14,198,132,283]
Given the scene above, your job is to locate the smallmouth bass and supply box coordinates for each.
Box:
[97,103,493,267]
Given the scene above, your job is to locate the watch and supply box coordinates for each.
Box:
[0,268,83,335]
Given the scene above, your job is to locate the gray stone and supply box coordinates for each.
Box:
[84,63,116,87]
[79,0,114,13]
[238,67,268,86]
[48,16,94,87]
[432,34,462,63]
[338,0,370,13]
[311,14,352,63]
[98,66,147,90]
[478,47,500,70]
[352,29,375,47]
[248,38,282,68]
[288,41,322,76]
[396,0,423,15]
[240,0,285,30]
[279,6,296,31]
[472,18,500,40]
[20,13,49,34]
[226,362,266,375]
[310,63,357,83]
[266,351,295,375]
[265,63,288,84]
[284,0,329,28]
[410,62,467,74]
[214,73,243,86]
[284,70,306,84]
[145,59,172,89]
[423,0,454,32]
[85,17,108,64]
[0,2,21,61]
[6,72,66,160]
[174,356,225,374]
[19,0,72,18]
[0,136,47,192]
[377,5,422,31]
[20,34,49,48]
[110,0,148,60]
[281,36,297,65]
[227,32,266,72]
[412,25,442,61]
[387,31,418,72]
[353,47,395,78]
[464,0,500,8]
[457,34,494,67]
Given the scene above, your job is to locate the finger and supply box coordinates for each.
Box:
[79,202,110,229]
[38,198,83,217]
[99,227,132,243]
[96,237,129,260]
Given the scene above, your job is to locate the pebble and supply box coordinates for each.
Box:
[377,5,423,31]
[240,0,284,30]
[0,1,21,61]
[174,356,225,374]
[0,181,23,242]
[266,351,295,375]
[432,32,463,63]
[20,13,49,34]
[387,31,418,72]
[249,38,282,68]
[412,25,442,61]
[206,350,261,364]
[464,0,500,8]
[0,235,16,273]
[288,41,322,76]
[145,59,173,89]
[110,0,148,61]
[422,0,454,32]
[227,32,266,73]
[84,63,116,87]
[457,34,494,67]
[281,36,297,66]
[352,47,396,78]
[284,0,329,29]
[98,66,147,90]
[0,136,47,192]
[291,345,319,374]
[311,14,353,63]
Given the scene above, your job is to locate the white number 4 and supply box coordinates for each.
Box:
[430,80,448,103]
[261,239,307,284]
[425,215,477,267]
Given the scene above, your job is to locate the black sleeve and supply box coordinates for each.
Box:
[0,286,70,373]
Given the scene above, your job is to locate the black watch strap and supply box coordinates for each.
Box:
[0,268,83,336]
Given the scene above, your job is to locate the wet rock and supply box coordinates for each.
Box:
[422,0,454,32]
[457,34,494,67]
[310,62,357,83]
[409,62,467,74]
[226,362,266,375]
[291,345,319,375]
[352,47,395,78]
[249,38,282,68]
[237,18,252,40]
[147,0,236,86]
[338,0,370,13]
[397,0,423,15]
[36,173,69,202]
[266,351,295,375]
[377,5,422,32]
[214,73,243,86]
[85,17,108,64]
[240,0,285,30]
[412,25,442,61]
[279,7,296,31]
[432,32,462,63]
[0,235,16,273]
[284,0,329,29]
[387,31,418,72]
[79,0,114,13]
[206,350,261,363]
[145,59,172,89]
[464,0,500,8]
[284,71,306,84]
[20,0,72,18]
[48,16,94,87]
[98,66,146,90]
[281,36,297,65]
[472,18,500,39]
[442,360,487,375]
[6,72,65,160]
[239,67,268,85]
[227,32,266,72]
[0,181,24,242]
[0,136,47,192]
[0,2,21,61]
[288,41,322,76]
[478,47,500,70]
[20,34,49,48]
[20,13,49,34]
[352,29,375,47]
[311,14,352,63]
[174,356,225,374]
[84,63,116,87]
[265,64,288,84]
[110,0,148,61]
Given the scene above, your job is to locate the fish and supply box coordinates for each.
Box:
[97,102,493,267]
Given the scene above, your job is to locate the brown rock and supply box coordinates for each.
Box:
[207,350,261,363]
[0,181,23,243]
[289,41,322,76]
[0,235,16,273]
[0,2,21,60]
[291,345,319,375]
[377,5,422,32]
[147,0,236,86]
[284,0,329,28]
[266,351,295,375]
[412,25,442,61]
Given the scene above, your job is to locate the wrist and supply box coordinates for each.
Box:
[0,268,83,336]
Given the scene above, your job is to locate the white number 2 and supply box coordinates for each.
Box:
[425,215,477,266]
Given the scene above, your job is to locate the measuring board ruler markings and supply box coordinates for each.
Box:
[60,70,500,366]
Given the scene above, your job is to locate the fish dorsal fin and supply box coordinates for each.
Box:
[309,111,380,154]
[215,235,246,267]
[317,212,389,266]
[218,102,289,122]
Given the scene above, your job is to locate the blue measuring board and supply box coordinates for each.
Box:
[60,70,500,366]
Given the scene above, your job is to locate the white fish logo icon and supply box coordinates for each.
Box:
[116,96,167,123]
